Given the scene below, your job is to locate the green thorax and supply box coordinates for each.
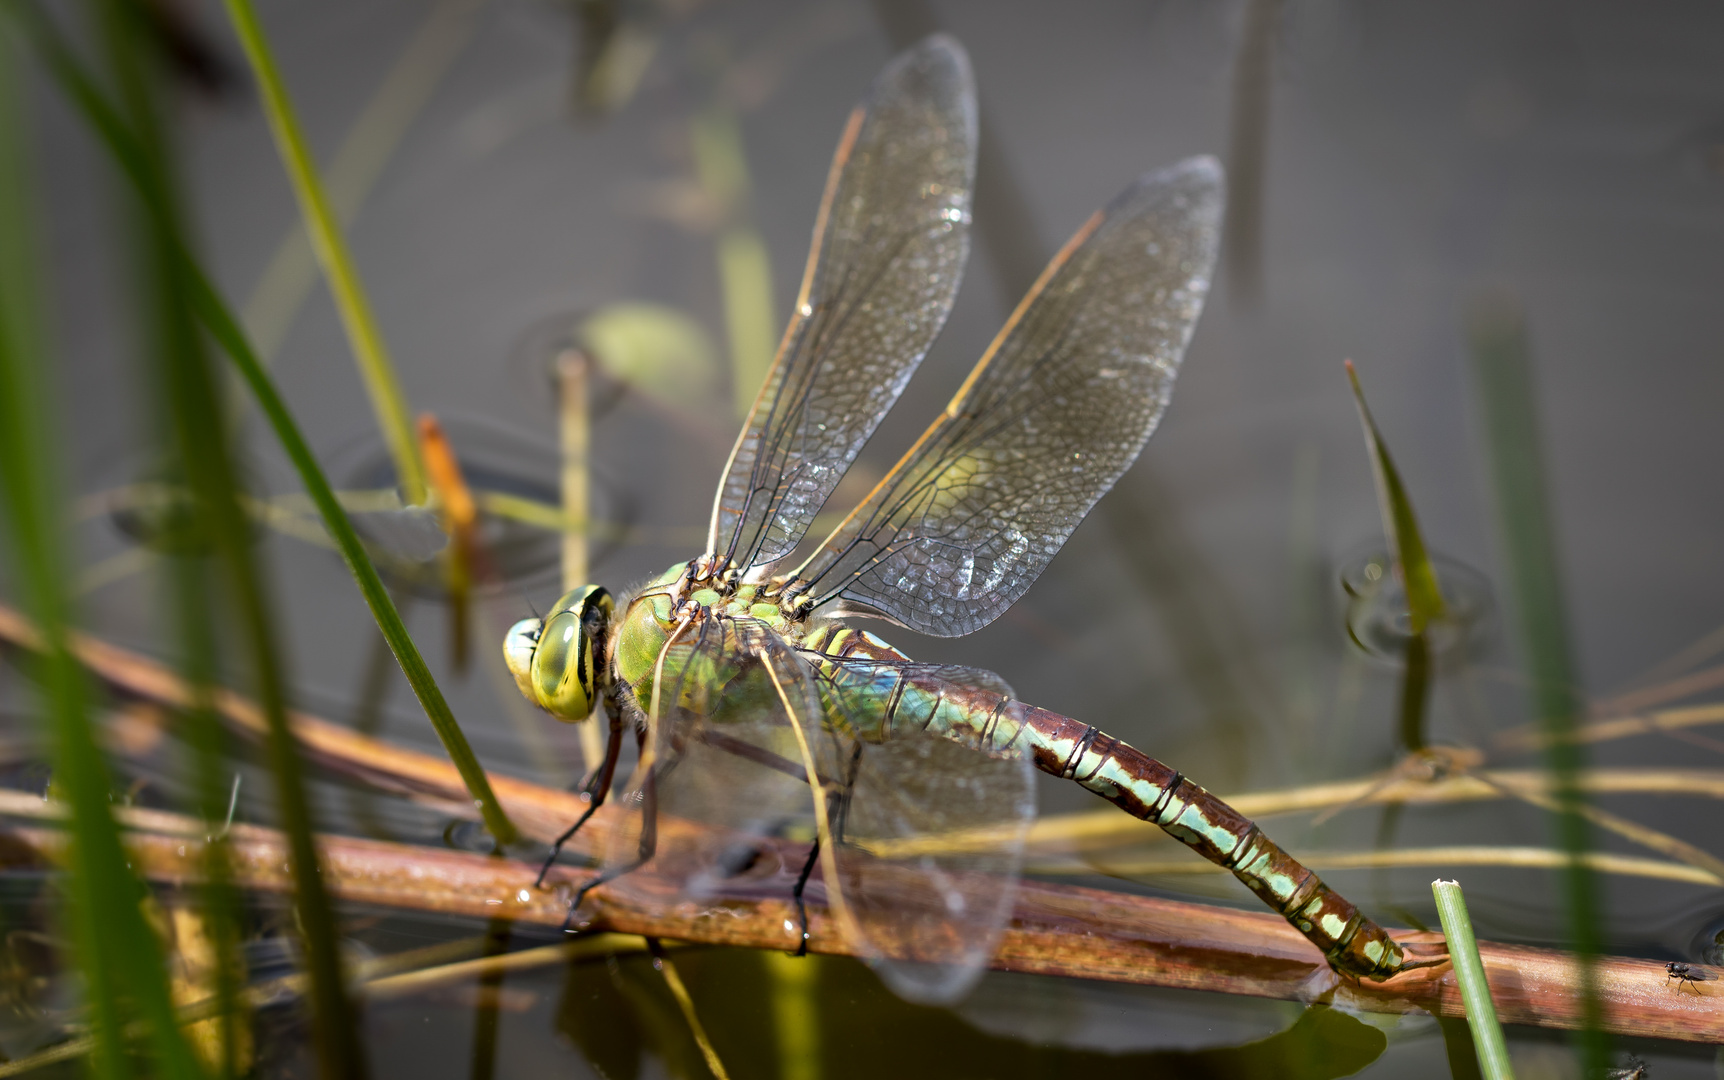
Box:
[611,562,815,703]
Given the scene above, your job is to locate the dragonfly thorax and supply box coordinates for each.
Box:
[609,559,818,703]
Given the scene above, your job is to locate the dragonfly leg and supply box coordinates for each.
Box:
[536,708,626,889]
[562,754,661,933]
[790,837,820,957]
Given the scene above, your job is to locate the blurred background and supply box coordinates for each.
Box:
[10,0,1724,1076]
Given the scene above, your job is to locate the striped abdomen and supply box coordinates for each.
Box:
[801,624,1408,981]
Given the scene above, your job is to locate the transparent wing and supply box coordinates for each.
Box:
[708,36,977,575]
[601,616,1032,1003]
[810,654,1035,1004]
[790,157,1224,636]
[598,616,820,924]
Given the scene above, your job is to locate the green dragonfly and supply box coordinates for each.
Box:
[505,35,1418,1002]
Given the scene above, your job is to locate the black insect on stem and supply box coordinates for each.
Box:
[1666,961,1706,995]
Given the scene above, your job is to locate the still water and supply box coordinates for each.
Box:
[16,0,1724,1076]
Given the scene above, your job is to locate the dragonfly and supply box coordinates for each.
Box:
[505,34,1420,1002]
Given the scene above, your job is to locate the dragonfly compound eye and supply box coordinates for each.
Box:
[502,617,544,702]
[519,585,613,722]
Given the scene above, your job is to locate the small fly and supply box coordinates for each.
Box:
[1666,961,1708,995]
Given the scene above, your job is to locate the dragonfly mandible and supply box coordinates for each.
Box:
[505,34,1418,1002]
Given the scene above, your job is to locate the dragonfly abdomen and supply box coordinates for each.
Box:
[1019,702,1407,980]
[805,628,1408,980]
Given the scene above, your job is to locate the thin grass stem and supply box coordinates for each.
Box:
[1469,296,1605,1070]
[0,31,201,1079]
[1432,880,1514,1080]
[864,764,1724,858]
[86,0,366,1065]
[3,0,516,846]
[218,0,426,504]
[195,268,518,845]
[1498,702,1724,751]
[690,105,776,418]
[234,0,485,373]
[1033,845,1722,887]
[1345,360,1447,630]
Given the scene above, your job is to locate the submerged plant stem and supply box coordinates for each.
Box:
[647,938,732,1080]
[1399,631,1431,752]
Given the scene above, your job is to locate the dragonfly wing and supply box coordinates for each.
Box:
[599,618,1032,1000]
[708,36,977,574]
[814,656,1035,1004]
[791,158,1224,636]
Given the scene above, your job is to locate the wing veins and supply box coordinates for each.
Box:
[731,225,926,571]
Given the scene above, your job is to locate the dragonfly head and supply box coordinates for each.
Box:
[504,584,614,722]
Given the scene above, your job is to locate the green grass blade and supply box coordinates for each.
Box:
[1344,360,1446,632]
[80,1,367,1073]
[0,29,203,1080]
[1467,297,1606,1072]
[219,0,426,505]
[691,106,777,419]
[1430,880,1514,1080]
[168,555,247,1079]
[1397,631,1431,753]
[191,272,519,846]
[1344,361,1442,750]
[8,0,518,848]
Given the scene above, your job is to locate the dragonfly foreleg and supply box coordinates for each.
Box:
[562,743,662,933]
[790,836,820,957]
[536,707,626,888]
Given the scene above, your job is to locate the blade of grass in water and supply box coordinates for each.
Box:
[236,0,486,370]
[691,106,777,419]
[165,558,247,1078]
[0,31,203,1080]
[1346,360,1444,752]
[8,0,518,847]
[81,0,367,1072]
[1468,296,1605,1072]
[1431,880,1513,1080]
[1345,360,1446,630]
[197,270,519,844]
[219,0,426,504]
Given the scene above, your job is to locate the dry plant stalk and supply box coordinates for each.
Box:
[0,795,1718,1044]
[2,607,1722,1043]
[12,603,1724,863]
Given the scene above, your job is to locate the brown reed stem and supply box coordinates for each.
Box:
[0,794,1715,1044]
